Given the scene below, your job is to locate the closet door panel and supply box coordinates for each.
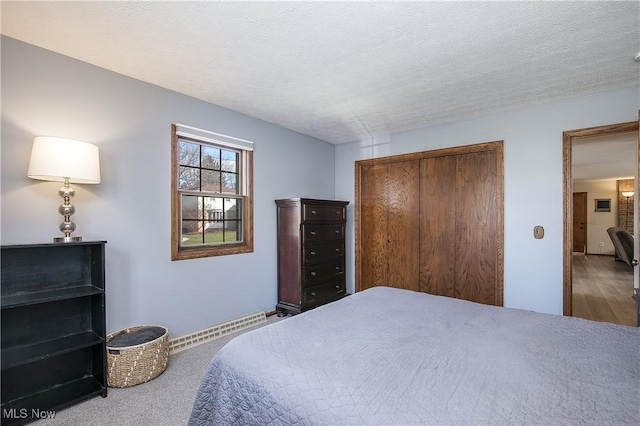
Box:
[387,161,420,291]
[420,156,456,297]
[455,151,499,305]
[355,141,503,306]
[359,164,389,290]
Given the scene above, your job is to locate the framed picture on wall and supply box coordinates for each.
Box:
[594,199,611,212]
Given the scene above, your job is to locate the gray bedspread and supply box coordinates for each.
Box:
[189,286,640,425]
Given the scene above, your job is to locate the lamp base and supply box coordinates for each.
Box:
[54,236,83,243]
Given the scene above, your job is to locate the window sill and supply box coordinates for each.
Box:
[171,242,253,261]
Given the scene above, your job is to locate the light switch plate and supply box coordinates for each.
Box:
[534,226,544,239]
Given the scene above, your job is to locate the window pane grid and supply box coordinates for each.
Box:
[178,138,240,195]
[180,194,243,247]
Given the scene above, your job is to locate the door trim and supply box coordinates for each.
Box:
[562,120,639,316]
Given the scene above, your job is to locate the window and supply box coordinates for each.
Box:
[171,124,253,260]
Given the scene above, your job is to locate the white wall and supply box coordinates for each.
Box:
[573,180,618,255]
[1,37,336,336]
[336,86,639,316]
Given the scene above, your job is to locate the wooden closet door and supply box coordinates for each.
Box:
[358,160,420,291]
[387,160,420,291]
[359,164,390,290]
[420,156,456,297]
[355,141,503,306]
[455,151,501,305]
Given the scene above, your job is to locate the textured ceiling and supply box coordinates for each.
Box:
[1,1,639,145]
[572,132,637,182]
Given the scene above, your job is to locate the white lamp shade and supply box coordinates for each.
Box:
[621,191,635,197]
[27,137,101,184]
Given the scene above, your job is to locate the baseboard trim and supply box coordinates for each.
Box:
[168,311,266,355]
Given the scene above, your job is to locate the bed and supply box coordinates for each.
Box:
[189,286,640,425]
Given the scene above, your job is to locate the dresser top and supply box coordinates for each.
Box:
[275,198,349,206]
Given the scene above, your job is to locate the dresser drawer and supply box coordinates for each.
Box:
[303,241,344,264]
[303,260,344,285]
[302,204,346,222]
[302,225,344,242]
[302,278,345,305]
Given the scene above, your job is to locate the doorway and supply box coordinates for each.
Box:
[563,120,639,324]
[572,192,587,253]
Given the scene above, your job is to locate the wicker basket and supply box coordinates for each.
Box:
[106,325,169,388]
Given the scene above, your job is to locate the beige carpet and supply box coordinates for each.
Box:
[36,315,281,426]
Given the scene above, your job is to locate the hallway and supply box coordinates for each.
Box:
[572,253,636,326]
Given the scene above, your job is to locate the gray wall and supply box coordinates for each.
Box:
[1,36,336,336]
[336,85,639,316]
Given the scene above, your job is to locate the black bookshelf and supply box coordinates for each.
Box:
[1,242,107,425]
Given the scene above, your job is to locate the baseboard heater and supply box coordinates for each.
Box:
[168,311,266,355]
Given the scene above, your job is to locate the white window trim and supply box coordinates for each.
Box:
[175,123,254,151]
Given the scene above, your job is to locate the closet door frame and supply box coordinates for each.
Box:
[354,140,504,304]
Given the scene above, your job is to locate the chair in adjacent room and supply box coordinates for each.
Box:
[607,226,635,267]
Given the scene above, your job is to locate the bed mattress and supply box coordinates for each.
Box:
[189,286,640,425]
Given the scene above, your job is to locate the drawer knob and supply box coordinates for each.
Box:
[334,230,340,234]
[335,211,340,214]
[310,292,316,296]
[335,285,340,289]
[335,266,340,270]
[334,248,340,252]
[311,210,317,214]
[310,271,317,276]
[310,251,316,256]
[310,231,316,236]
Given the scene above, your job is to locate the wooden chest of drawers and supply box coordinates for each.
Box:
[276,198,349,315]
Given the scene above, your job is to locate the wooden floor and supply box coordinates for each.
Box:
[572,253,636,326]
